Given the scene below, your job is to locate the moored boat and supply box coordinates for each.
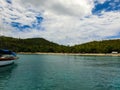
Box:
[0,49,18,66]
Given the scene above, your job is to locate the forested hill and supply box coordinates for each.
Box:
[0,36,120,53]
[0,36,69,52]
[72,39,120,53]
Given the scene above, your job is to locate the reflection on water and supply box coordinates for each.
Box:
[0,64,17,90]
[0,55,120,90]
[0,64,17,72]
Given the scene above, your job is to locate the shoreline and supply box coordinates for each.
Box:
[18,52,120,56]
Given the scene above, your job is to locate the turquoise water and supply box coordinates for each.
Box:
[0,55,120,90]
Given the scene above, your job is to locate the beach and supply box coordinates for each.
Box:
[18,52,120,56]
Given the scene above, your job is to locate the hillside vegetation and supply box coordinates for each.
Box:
[0,36,120,53]
[0,36,69,53]
[72,39,120,53]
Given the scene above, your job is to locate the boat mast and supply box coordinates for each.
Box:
[0,0,2,53]
[0,1,3,36]
[0,5,2,48]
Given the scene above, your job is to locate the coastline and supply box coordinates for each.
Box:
[18,52,120,56]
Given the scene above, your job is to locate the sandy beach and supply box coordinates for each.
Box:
[18,52,120,56]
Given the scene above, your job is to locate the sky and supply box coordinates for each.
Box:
[0,0,120,45]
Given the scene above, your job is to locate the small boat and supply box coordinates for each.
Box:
[0,49,19,66]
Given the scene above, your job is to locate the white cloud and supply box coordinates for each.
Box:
[21,0,94,18]
[40,11,120,45]
[0,0,120,45]
[95,0,106,4]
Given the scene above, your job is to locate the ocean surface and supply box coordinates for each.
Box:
[0,54,120,90]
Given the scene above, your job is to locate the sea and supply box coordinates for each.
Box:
[0,54,120,90]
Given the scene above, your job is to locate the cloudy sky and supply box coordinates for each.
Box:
[0,0,120,45]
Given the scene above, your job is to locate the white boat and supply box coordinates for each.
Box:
[0,60,14,66]
[0,49,18,66]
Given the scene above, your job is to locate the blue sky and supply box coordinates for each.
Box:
[93,0,120,14]
[0,0,120,45]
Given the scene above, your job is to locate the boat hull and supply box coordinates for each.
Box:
[0,60,14,67]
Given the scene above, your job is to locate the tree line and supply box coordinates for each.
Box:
[0,36,120,53]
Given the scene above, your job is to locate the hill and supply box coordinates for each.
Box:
[0,36,69,53]
[0,36,120,53]
[72,39,120,53]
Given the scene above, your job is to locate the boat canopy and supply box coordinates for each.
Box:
[0,49,16,56]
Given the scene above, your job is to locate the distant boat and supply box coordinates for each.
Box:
[0,49,19,66]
